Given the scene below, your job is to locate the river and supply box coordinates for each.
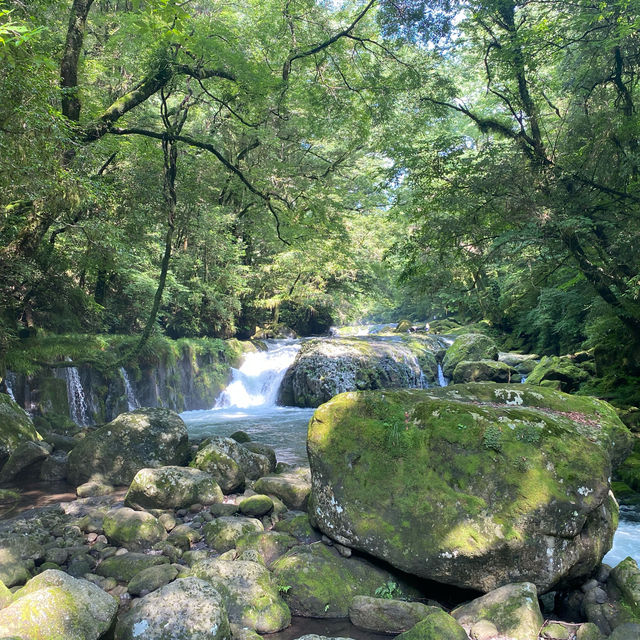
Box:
[180,335,640,568]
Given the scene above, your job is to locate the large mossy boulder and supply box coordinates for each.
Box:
[308,384,632,593]
[114,577,231,640]
[67,408,189,486]
[189,558,290,633]
[277,337,425,408]
[0,395,40,467]
[0,569,117,640]
[270,542,413,618]
[442,333,499,378]
[203,516,264,552]
[526,356,591,392]
[124,466,223,510]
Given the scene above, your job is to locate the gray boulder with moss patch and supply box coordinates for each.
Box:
[67,408,189,486]
[253,467,311,510]
[103,507,167,550]
[397,609,468,640]
[125,466,223,510]
[271,542,414,618]
[203,516,264,552]
[526,356,591,392]
[189,557,290,633]
[442,333,499,378]
[191,442,245,493]
[96,552,169,582]
[277,337,427,408]
[452,582,543,640]
[0,569,117,640]
[452,359,515,384]
[114,577,231,640]
[308,384,632,592]
[349,596,441,634]
[0,395,40,467]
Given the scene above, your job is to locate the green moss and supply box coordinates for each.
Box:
[396,610,468,640]
[308,386,620,570]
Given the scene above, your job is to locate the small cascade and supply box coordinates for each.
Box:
[4,371,16,402]
[215,341,301,409]
[437,363,449,387]
[120,368,139,411]
[62,360,90,426]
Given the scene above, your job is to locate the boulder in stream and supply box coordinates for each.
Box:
[0,394,40,467]
[308,383,632,592]
[67,408,189,486]
[277,337,432,408]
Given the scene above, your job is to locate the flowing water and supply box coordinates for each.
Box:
[120,367,139,411]
[4,372,16,402]
[182,341,315,465]
[60,361,90,426]
[604,505,640,567]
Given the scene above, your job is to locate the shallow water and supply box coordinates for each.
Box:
[265,616,392,640]
[181,405,315,465]
[603,506,640,567]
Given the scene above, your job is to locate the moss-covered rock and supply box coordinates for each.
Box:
[242,442,277,472]
[203,516,264,552]
[253,468,311,510]
[452,359,515,384]
[114,577,231,640]
[526,356,591,392]
[96,552,169,582]
[616,436,640,493]
[270,542,413,618]
[0,569,117,640]
[396,609,468,640]
[205,437,271,481]
[125,466,223,510]
[308,385,631,592]
[67,408,189,486]
[610,557,640,618]
[452,582,543,640]
[0,441,51,482]
[273,514,322,544]
[103,507,167,550]
[189,558,290,633]
[348,595,440,634]
[0,547,32,588]
[190,442,245,493]
[0,395,40,467]
[277,337,428,408]
[234,531,299,567]
[442,333,499,378]
[238,494,273,517]
[128,563,179,596]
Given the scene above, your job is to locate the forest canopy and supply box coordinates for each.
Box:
[1,0,639,380]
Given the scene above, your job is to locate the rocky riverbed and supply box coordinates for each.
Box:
[1,328,640,640]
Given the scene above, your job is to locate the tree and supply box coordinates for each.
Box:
[382,0,640,340]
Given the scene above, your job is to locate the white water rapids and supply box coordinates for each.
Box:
[181,341,315,465]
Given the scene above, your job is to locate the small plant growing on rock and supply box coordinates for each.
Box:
[483,424,503,452]
[375,580,402,599]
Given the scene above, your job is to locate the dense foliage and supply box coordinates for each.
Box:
[1,0,639,396]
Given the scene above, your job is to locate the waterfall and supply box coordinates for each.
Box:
[62,361,90,426]
[215,341,301,409]
[437,363,448,387]
[4,372,16,402]
[120,368,139,411]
